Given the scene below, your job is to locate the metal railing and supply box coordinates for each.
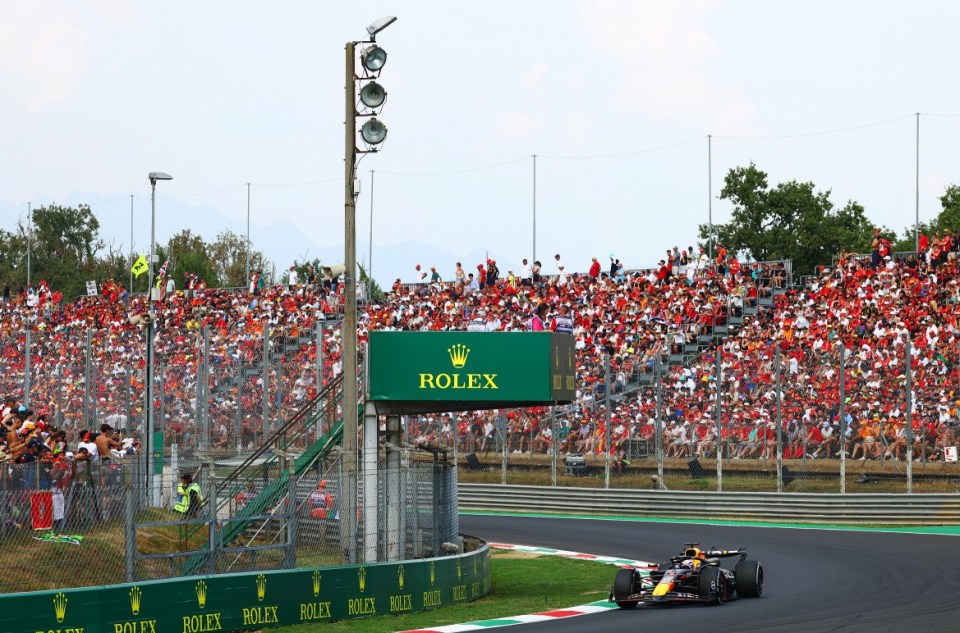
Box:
[457,484,960,525]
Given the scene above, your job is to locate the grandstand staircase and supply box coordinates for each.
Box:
[648,285,789,381]
[178,373,347,576]
[209,328,329,401]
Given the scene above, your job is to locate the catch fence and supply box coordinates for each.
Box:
[0,450,458,593]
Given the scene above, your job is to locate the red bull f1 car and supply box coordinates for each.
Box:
[609,544,764,607]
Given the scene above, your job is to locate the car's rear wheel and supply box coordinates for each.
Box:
[613,568,638,609]
[734,560,764,598]
[698,566,725,604]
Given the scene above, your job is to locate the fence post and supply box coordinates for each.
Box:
[23,328,31,407]
[207,466,217,575]
[432,452,441,558]
[550,407,557,487]
[285,463,297,569]
[604,353,611,489]
[500,415,507,486]
[316,322,324,440]
[200,326,210,451]
[655,351,664,485]
[906,340,913,493]
[124,464,135,583]
[234,359,243,451]
[262,331,270,445]
[715,348,723,492]
[839,345,847,494]
[56,365,64,429]
[775,347,783,493]
[84,329,92,429]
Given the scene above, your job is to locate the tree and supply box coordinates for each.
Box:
[894,184,960,251]
[19,204,103,298]
[207,229,270,288]
[164,229,219,288]
[700,164,876,275]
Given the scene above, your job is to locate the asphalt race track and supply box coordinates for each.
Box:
[461,514,960,633]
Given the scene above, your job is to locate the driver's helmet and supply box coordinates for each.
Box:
[684,547,705,567]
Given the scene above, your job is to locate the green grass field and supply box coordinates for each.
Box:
[270,550,615,632]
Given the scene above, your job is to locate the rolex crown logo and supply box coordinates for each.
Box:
[196,580,208,609]
[53,592,68,623]
[130,586,142,616]
[398,565,405,590]
[256,574,267,601]
[312,571,321,597]
[358,567,367,593]
[457,559,462,581]
[429,561,436,585]
[448,344,470,369]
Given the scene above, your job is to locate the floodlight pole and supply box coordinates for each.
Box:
[26,202,32,287]
[343,17,395,565]
[915,113,920,252]
[246,182,251,286]
[343,39,359,565]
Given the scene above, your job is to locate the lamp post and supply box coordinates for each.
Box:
[26,202,32,287]
[246,182,251,286]
[146,171,172,505]
[129,195,135,293]
[343,16,395,565]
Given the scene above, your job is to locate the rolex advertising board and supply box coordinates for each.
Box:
[368,332,576,413]
[4,546,491,633]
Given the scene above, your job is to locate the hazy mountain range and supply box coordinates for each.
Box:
[1,194,510,285]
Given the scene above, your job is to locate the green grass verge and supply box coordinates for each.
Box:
[270,550,615,632]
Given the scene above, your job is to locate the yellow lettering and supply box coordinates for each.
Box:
[114,622,157,633]
[467,374,480,388]
[182,613,221,633]
[423,589,443,607]
[435,373,451,389]
[483,374,498,388]
[419,374,435,389]
[453,584,467,601]
[300,601,332,621]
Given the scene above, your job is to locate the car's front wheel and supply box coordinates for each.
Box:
[698,566,726,604]
[612,568,639,609]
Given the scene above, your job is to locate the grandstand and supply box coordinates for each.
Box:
[1,242,959,590]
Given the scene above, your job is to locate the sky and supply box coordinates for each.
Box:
[3,1,960,284]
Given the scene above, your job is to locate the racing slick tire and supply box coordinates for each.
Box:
[612,568,639,609]
[734,560,764,598]
[697,566,727,604]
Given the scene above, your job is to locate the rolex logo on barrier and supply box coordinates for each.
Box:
[312,571,322,597]
[448,344,470,368]
[398,565,405,590]
[256,574,267,601]
[430,561,436,585]
[53,592,68,623]
[457,559,462,581]
[196,580,208,609]
[359,567,367,593]
[419,343,498,390]
[130,586,142,615]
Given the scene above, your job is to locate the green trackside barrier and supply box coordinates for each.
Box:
[12,543,491,633]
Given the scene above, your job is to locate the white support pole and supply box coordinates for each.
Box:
[362,399,379,563]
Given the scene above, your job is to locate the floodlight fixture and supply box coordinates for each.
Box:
[360,118,388,145]
[361,45,387,72]
[148,171,173,184]
[366,16,397,40]
[359,81,386,108]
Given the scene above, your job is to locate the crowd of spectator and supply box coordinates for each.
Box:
[0,231,958,490]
